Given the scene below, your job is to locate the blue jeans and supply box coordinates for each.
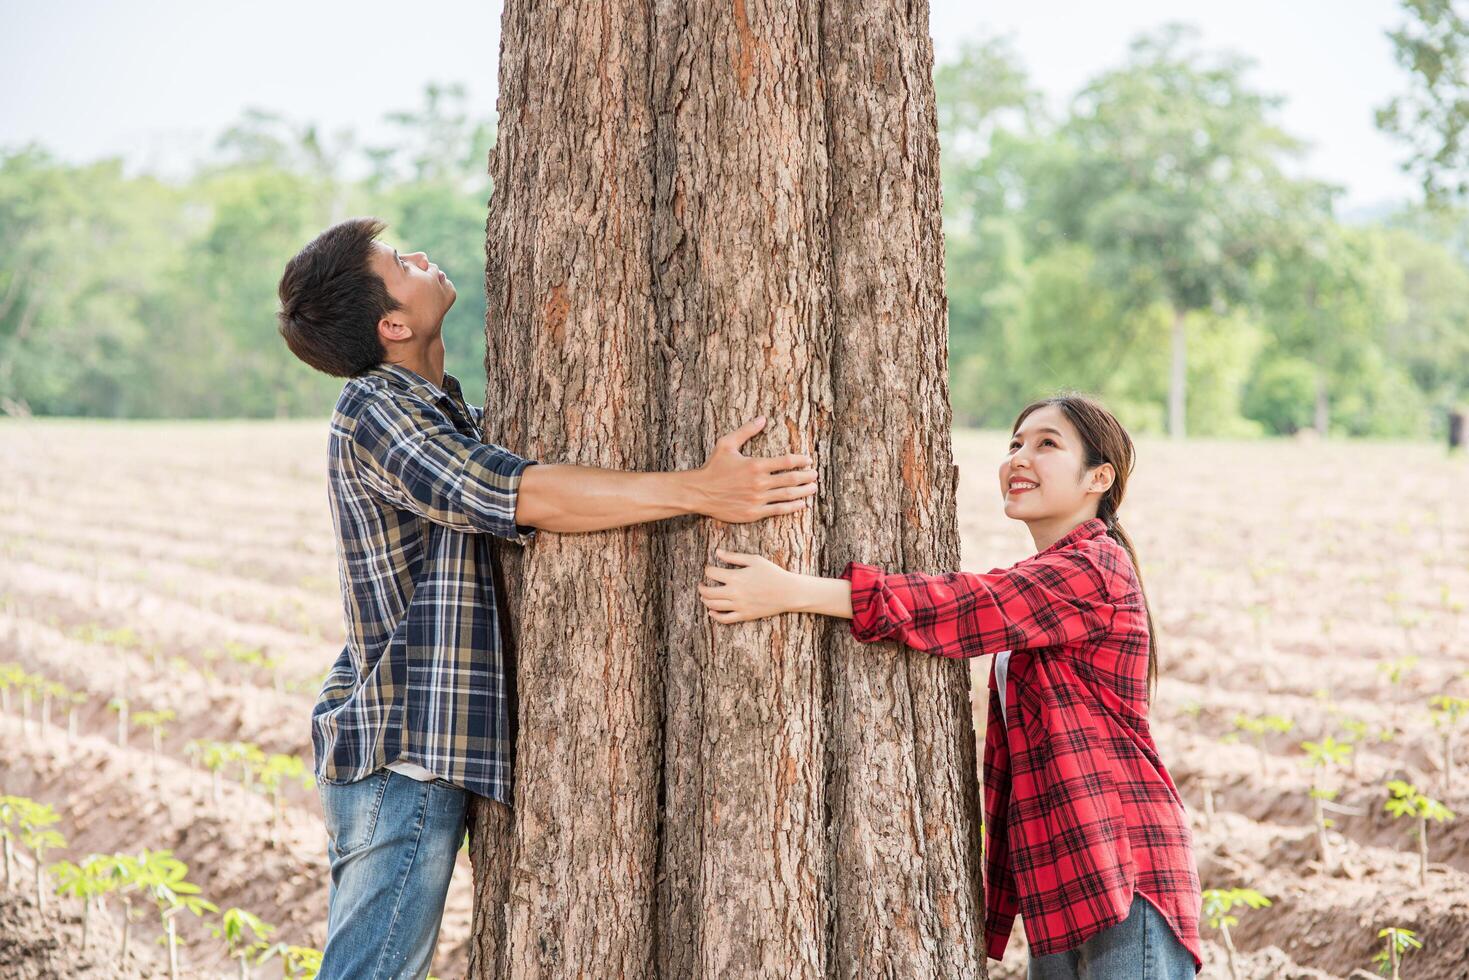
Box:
[1027,894,1197,979]
[317,769,469,980]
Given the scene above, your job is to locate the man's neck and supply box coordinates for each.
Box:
[388,340,446,389]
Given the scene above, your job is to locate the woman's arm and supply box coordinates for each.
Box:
[700,548,1116,659]
[698,550,852,622]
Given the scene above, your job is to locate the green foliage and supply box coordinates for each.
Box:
[211,906,276,965]
[1384,780,1455,823]
[1201,886,1271,931]
[1378,0,1469,202]
[1302,736,1353,770]
[1373,925,1424,974]
[2,47,1467,433]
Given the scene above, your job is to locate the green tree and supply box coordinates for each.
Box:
[1048,24,1304,438]
[1378,0,1469,202]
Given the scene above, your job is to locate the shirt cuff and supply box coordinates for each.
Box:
[839,561,898,643]
[505,459,540,544]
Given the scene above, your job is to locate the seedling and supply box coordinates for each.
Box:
[1372,926,1422,979]
[1378,656,1419,732]
[108,697,130,748]
[0,662,25,714]
[130,848,218,980]
[1301,736,1352,870]
[211,907,276,980]
[15,798,66,915]
[1427,695,1468,793]
[1232,713,1294,778]
[50,854,119,950]
[260,942,327,979]
[0,795,23,888]
[90,853,144,969]
[254,754,313,845]
[186,738,236,805]
[39,679,66,729]
[235,741,267,795]
[1384,780,1454,887]
[1338,718,1369,778]
[132,708,176,775]
[1202,887,1271,980]
[65,689,87,744]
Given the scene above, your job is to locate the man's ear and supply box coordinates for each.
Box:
[378,315,413,345]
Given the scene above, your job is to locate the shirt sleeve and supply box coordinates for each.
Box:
[351,390,538,540]
[838,548,1116,658]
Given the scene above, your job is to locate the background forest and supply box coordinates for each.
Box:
[1,20,1465,440]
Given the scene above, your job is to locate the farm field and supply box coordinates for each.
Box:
[1,419,1466,979]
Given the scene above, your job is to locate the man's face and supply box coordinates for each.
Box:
[369,241,456,344]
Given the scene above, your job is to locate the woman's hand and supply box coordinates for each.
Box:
[698,549,797,623]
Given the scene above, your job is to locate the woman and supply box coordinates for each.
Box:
[698,394,1203,978]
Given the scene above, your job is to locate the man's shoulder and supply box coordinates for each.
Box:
[332,371,445,432]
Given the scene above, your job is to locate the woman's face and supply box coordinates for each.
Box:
[998,405,1112,523]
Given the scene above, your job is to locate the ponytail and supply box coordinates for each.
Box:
[1099,500,1157,705]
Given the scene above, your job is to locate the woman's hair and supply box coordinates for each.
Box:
[1011,392,1158,704]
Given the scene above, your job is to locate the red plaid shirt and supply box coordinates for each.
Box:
[840,517,1202,970]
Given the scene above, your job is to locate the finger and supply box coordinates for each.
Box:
[760,453,814,472]
[768,468,818,488]
[701,598,737,611]
[714,549,757,567]
[696,583,729,599]
[761,484,816,503]
[715,416,767,454]
[757,500,807,517]
[708,609,742,624]
[703,565,731,585]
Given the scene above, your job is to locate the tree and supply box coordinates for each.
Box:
[1049,24,1302,439]
[469,0,983,976]
[1256,218,1405,436]
[1378,0,1469,203]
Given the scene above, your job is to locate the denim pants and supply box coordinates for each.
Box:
[317,768,469,980]
[1027,894,1197,979]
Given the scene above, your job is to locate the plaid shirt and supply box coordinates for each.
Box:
[840,517,1202,970]
[311,362,536,803]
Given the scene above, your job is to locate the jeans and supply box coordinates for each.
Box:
[317,768,469,980]
[1027,894,1197,980]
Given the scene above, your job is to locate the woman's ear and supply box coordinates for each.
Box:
[1090,462,1116,495]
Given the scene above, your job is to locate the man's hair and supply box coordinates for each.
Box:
[276,217,399,377]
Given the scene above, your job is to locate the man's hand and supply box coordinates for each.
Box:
[688,417,817,523]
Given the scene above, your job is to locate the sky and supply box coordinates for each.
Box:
[0,0,1419,213]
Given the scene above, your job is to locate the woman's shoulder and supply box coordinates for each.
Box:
[1081,534,1143,603]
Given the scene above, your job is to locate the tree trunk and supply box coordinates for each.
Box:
[1314,366,1329,437]
[473,0,983,976]
[1169,305,1187,440]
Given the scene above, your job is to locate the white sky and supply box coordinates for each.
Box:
[1,0,1418,212]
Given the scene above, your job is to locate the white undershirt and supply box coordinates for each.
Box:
[385,759,437,782]
[994,650,1013,723]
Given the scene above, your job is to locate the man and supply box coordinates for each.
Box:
[276,217,816,979]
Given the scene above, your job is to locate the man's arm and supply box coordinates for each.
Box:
[515,417,816,533]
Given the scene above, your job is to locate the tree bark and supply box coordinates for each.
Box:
[1169,305,1187,440]
[475,1,984,976]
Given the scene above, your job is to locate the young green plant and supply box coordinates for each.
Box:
[1373,925,1422,979]
[211,907,276,980]
[1384,780,1455,887]
[1301,736,1352,870]
[1201,886,1271,980]
[1428,694,1468,793]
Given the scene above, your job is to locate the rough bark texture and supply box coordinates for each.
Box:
[474,1,983,977]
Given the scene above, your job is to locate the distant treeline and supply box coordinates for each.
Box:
[1,27,1465,438]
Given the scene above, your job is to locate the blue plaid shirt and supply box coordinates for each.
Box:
[311,362,536,802]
